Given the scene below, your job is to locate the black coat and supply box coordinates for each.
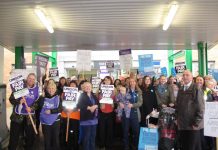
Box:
[77,92,98,121]
[141,86,158,118]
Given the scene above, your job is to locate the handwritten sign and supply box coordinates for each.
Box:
[9,75,29,99]
[100,85,114,104]
[62,87,79,110]
[204,102,218,137]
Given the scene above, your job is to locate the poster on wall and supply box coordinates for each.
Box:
[204,102,218,137]
[119,49,132,71]
[76,50,92,72]
[106,61,114,72]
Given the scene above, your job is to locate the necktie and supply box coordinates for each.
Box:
[184,86,188,91]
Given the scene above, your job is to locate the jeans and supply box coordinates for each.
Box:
[81,125,97,150]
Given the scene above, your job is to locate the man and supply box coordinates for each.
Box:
[176,70,204,150]
[8,73,39,150]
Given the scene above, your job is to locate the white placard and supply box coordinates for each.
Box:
[76,50,92,72]
[10,68,37,79]
[9,75,29,99]
[62,87,79,110]
[100,85,114,104]
[91,77,101,93]
[204,102,218,137]
[119,49,132,71]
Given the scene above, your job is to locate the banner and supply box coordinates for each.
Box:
[10,68,36,79]
[138,127,159,150]
[62,87,79,110]
[49,68,59,82]
[171,68,177,77]
[9,75,29,99]
[175,65,186,74]
[35,55,49,82]
[91,77,101,93]
[161,67,168,77]
[76,50,92,72]
[138,54,155,76]
[211,69,218,81]
[100,85,114,104]
[204,102,218,137]
[119,49,132,71]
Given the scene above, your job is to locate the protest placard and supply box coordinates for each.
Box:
[100,85,114,104]
[62,87,79,110]
[9,75,29,99]
[49,68,59,82]
[204,102,218,137]
[119,49,132,71]
[91,77,101,93]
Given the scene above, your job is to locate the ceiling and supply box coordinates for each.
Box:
[0,0,218,52]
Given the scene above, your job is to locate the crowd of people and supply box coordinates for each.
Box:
[8,70,218,150]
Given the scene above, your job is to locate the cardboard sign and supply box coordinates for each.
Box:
[175,65,186,73]
[171,68,177,77]
[100,85,114,104]
[119,49,132,71]
[76,50,92,72]
[9,75,29,99]
[62,87,79,110]
[204,102,218,137]
[106,61,114,72]
[34,54,49,82]
[138,127,159,150]
[138,54,155,76]
[91,77,101,93]
[49,68,59,82]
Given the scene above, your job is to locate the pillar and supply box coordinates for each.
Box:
[168,49,174,75]
[197,42,207,76]
[52,51,57,68]
[0,46,4,83]
[185,49,192,71]
[15,46,25,69]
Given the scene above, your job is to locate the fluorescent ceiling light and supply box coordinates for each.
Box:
[163,3,178,31]
[34,8,54,33]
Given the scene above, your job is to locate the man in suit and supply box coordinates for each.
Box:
[176,70,204,150]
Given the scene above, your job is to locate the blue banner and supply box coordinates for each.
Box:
[171,67,177,76]
[138,127,158,150]
[138,54,155,76]
[161,67,168,77]
[212,69,218,81]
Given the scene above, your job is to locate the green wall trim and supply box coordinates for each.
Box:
[15,46,24,69]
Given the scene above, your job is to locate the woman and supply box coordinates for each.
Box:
[114,79,121,88]
[39,82,62,150]
[57,77,68,95]
[8,73,39,150]
[120,78,142,150]
[140,76,158,127]
[60,80,80,150]
[97,76,116,149]
[155,75,175,110]
[77,82,98,150]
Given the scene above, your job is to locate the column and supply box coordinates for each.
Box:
[197,42,207,76]
[185,49,192,71]
[0,46,4,83]
[15,46,25,69]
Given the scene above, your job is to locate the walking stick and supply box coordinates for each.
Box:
[66,112,70,142]
[23,97,38,135]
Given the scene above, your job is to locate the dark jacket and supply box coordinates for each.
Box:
[176,82,204,130]
[155,84,175,108]
[77,92,99,121]
[141,86,158,117]
[9,93,38,124]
